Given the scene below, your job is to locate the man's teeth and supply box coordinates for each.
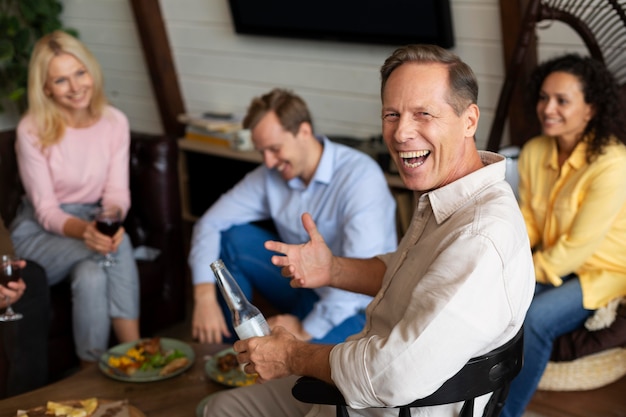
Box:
[399,150,430,168]
[399,150,430,158]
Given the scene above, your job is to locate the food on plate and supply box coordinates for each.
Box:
[216,352,239,373]
[159,356,190,376]
[90,400,130,417]
[106,337,187,376]
[136,337,160,355]
[17,398,99,417]
[209,350,258,387]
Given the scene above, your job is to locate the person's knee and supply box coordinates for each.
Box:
[204,390,239,417]
[221,223,278,264]
[220,226,244,263]
[119,234,133,251]
[222,223,253,241]
[221,224,256,262]
[70,260,106,293]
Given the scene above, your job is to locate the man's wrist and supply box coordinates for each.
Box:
[287,341,333,383]
[194,282,217,301]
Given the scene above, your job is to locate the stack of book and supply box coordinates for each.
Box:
[178,113,242,148]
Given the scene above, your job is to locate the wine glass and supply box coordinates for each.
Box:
[95,207,122,267]
[0,255,24,321]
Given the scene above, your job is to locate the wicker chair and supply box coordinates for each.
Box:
[486,0,626,152]
[488,0,626,391]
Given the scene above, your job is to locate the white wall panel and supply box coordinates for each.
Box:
[1,0,553,150]
[59,0,160,133]
[452,4,502,42]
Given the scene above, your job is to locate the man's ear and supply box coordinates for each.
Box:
[296,121,313,138]
[464,103,480,138]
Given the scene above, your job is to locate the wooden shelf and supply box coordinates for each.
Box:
[177,138,412,236]
[178,138,262,164]
[178,138,406,188]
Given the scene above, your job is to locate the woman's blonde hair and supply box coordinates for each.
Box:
[26,30,107,146]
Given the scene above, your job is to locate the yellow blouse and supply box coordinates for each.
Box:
[518,135,626,309]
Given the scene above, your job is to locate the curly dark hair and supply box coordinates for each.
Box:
[527,53,626,162]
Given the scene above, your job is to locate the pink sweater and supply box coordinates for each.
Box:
[16,106,131,236]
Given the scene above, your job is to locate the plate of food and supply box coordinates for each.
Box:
[17,398,144,417]
[99,337,195,382]
[204,347,258,387]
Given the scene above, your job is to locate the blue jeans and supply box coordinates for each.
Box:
[501,275,593,417]
[218,223,366,344]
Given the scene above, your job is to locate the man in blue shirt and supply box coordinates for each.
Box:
[189,88,397,344]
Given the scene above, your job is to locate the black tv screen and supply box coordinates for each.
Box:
[227,0,455,48]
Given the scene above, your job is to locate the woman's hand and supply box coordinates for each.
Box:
[83,222,124,255]
[0,278,26,308]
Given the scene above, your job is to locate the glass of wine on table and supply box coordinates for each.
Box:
[0,255,24,321]
[95,207,122,268]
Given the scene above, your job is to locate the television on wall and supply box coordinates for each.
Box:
[227,0,455,48]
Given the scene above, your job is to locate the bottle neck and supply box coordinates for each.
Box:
[211,260,247,311]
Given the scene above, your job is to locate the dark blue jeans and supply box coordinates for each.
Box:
[218,223,365,344]
[501,275,593,417]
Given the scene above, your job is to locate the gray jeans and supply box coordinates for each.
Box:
[10,199,140,361]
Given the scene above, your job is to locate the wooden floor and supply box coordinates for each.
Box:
[526,376,626,417]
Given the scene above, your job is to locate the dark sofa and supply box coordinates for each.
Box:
[0,129,187,388]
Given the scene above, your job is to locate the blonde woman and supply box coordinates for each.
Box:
[10,31,140,366]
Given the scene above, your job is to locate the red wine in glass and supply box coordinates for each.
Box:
[0,261,20,285]
[0,255,23,321]
[96,218,122,237]
[95,208,122,267]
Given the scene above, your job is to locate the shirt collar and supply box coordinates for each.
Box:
[426,151,507,224]
[546,136,588,171]
[287,135,333,188]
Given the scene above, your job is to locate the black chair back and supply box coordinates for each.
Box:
[292,326,524,417]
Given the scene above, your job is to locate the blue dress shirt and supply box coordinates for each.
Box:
[189,136,398,337]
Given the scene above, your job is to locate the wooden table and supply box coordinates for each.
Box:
[0,343,230,417]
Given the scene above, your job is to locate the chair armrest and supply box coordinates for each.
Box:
[124,132,186,334]
[125,133,183,249]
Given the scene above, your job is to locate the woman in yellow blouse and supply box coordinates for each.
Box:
[502,54,626,417]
